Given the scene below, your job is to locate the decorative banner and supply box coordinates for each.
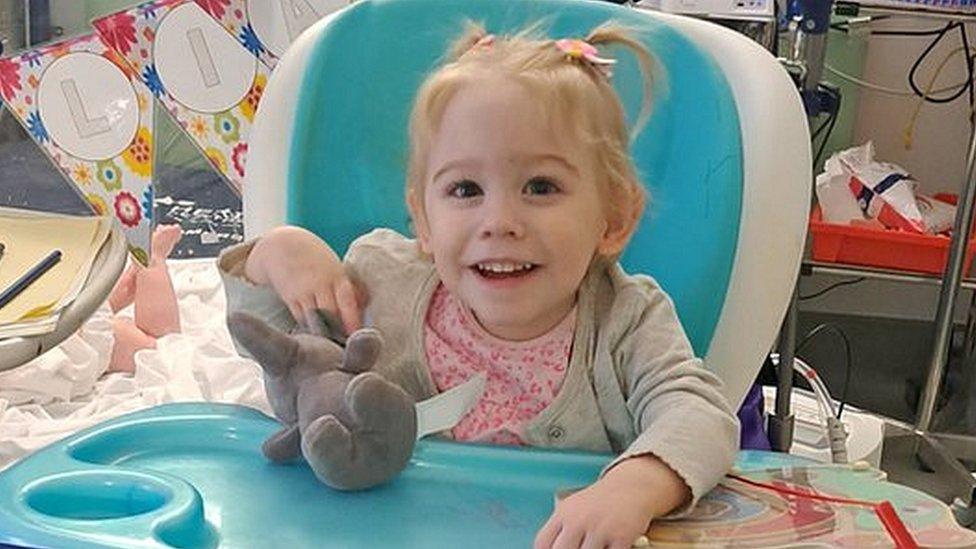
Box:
[93,0,272,195]
[194,0,349,69]
[0,33,154,264]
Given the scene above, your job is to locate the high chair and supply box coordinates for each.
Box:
[0,1,829,547]
[245,0,812,409]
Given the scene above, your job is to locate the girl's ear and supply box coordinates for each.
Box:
[407,187,432,254]
[597,221,629,256]
[597,204,638,257]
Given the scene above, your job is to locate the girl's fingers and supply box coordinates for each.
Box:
[286,300,304,326]
[314,287,338,317]
[580,531,607,549]
[335,278,363,334]
[552,526,584,549]
[534,516,562,549]
[304,308,326,337]
[296,295,318,328]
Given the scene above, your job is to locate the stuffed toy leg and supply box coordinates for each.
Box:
[227,312,417,490]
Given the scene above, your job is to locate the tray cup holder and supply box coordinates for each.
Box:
[24,471,171,521]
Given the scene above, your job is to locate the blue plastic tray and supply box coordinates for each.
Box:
[0,403,799,548]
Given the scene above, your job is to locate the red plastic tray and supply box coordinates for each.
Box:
[809,196,976,276]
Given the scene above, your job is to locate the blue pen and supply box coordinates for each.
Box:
[0,249,62,311]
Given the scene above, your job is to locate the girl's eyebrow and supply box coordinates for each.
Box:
[431,153,579,182]
[432,159,482,182]
[528,153,580,176]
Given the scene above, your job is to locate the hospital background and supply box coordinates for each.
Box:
[1,0,976,545]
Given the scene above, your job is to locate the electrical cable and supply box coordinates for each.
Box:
[824,41,975,149]
[908,22,968,104]
[874,27,958,37]
[795,323,854,419]
[768,353,849,463]
[904,45,972,149]
[830,18,951,37]
[813,85,841,167]
[814,112,837,166]
[828,20,974,102]
[799,277,866,300]
[825,62,976,97]
[958,23,974,113]
[811,114,833,141]
[828,20,976,108]
[791,356,839,418]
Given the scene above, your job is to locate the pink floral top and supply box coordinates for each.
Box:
[424,284,576,445]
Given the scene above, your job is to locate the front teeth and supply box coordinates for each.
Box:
[477,262,534,273]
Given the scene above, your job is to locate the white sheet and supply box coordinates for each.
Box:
[0,258,271,470]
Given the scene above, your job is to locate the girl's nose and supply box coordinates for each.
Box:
[479,196,525,239]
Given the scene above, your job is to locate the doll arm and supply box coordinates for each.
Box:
[262,424,302,462]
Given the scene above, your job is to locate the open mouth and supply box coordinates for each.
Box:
[471,262,539,280]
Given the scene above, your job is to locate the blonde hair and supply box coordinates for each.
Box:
[407,21,658,253]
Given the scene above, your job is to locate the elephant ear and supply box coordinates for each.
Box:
[340,329,383,374]
[227,312,298,377]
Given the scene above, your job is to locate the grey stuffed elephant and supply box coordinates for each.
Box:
[226,311,417,490]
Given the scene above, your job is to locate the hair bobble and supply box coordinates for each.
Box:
[554,38,616,79]
[460,33,495,57]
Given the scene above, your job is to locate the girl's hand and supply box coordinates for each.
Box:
[533,455,690,549]
[245,225,363,334]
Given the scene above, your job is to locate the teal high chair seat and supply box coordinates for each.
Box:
[246,0,811,408]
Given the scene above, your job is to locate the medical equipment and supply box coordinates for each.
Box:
[765,354,885,467]
[640,0,773,19]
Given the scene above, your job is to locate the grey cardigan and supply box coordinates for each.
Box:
[219,229,739,508]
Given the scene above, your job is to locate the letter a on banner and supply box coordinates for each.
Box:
[0,34,155,264]
[195,0,348,68]
[94,0,273,195]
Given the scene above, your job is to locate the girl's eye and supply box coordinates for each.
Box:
[524,176,560,195]
[448,179,482,199]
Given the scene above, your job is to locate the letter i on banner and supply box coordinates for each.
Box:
[0,34,155,265]
[93,0,274,195]
[194,0,349,69]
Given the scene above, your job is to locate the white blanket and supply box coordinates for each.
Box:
[0,259,271,470]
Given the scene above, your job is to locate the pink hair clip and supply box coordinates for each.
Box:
[475,34,495,48]
[555,38,616,78]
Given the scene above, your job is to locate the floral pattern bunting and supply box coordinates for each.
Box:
[93,0,272,194]
[194,0,277,69]
[0,33,154,264]
[193,0,348,70]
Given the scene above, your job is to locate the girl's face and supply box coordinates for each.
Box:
[410,78,627,341]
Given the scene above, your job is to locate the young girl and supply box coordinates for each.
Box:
[220,23,738,549]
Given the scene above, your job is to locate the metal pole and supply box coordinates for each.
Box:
[770,286,798,451]
[917,125,976,432]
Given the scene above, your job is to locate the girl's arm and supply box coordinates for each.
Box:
[607,279,739,511]
[535,275,738,549]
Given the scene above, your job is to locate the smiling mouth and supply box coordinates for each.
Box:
[471,262,539,279]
